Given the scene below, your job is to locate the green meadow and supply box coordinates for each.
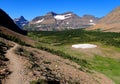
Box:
[28,29,120,84]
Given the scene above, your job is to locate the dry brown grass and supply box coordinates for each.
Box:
[22,46,115,84]
[0,26,36,46]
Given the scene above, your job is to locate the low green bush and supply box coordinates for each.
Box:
[36,45,90,69]
[30,79,47,84]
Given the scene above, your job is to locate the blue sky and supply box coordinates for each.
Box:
[0,0,120,20]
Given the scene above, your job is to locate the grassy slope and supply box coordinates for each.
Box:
[28,29,120,84]
[0,26,35,46]
[92,56,120,84]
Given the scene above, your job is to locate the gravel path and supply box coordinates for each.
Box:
[5,43,28,84]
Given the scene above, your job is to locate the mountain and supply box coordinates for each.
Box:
[0,9,27,35]
[87,6,120,32]
[24,12,99,31]
[14,16,29,28]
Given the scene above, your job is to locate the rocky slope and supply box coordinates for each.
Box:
[14,16,29,28]
[87,6,120,32]
[24,12,99,31]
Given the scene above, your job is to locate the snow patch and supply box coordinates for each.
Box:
[72,44,97,49]
[15,19,19,21]
[54,14,72,20]
[66,22,69,25]
[22,24,26,26]
[90,20,93,22]
[36,18,44,23]
[89,20,96,25]
[89,23,96,26]
[36,25,42,27]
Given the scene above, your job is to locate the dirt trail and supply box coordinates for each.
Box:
[5,43,27,84]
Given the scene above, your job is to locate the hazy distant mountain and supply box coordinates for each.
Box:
[88,6,120,32]
[0,9,27,35]
[24,12,99,31]
[14,16,29,28]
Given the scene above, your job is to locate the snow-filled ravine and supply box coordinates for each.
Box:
[54,14,72,20]
[72,44,97,49]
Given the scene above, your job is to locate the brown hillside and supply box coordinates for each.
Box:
[0,26,36,46]
[87,6,120,32]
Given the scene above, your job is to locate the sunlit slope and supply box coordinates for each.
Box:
[87,6,120,32]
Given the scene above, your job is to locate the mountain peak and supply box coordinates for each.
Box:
[19,16,25,19]
[46,12,57,16]
[14,16,29,28]
[15,16,26,21]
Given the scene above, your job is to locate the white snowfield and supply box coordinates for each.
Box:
[89,19,96,26]
[54,14,72,20]
[36,18,44,23]
[72,44,97,49]
[22,24,26,26]
[89,22,96,26]
[90,19,93,22]
[15,19,19,21]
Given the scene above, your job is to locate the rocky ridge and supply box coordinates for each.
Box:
[24,12,99,31]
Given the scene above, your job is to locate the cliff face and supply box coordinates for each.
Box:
[0,9,27,35]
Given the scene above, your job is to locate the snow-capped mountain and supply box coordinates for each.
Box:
[24,12,99,31]
[14,16,29,28]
